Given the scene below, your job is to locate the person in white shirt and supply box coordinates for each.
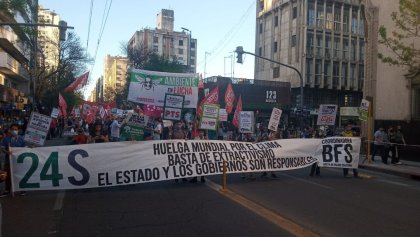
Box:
[110,116,124,142]
[153,117,163,140]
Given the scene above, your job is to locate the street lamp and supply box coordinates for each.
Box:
[181,27,191,73]
[235,46,304,128]
[204,51,211,78]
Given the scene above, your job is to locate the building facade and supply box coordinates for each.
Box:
[128,9,197,73]
[37,6,60,69]
[0,3,33,112]
[255,0,365,119]
[103,54,128,93]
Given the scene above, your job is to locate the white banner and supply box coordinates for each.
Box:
[268,108,282,132]
[127,69,199,108]
[314,137,360,168]
[218,109,228,122]
[317,104,338,126]
[10,138,361,191]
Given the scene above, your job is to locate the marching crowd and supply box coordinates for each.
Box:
[0,113,407,197]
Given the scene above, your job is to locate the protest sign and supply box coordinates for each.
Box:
[239,111,254,133]
[268,108,282,132]
[10,138,360,191]
[359,99,370,121]
[163,93,184,121]
[218,109,228,122]
[314,137,361,168]
[24,112,52,146]
[50,108,59,118]
[120,113,146,141]
[127,69,199,108]
[200,104,220,130]
[316,104,338,126]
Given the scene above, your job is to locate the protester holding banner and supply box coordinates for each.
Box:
[261,130,279,179]
[190,129,207,183]
[110,116,124,142]
[342,122,359,178]
[153,117,163,140]
[72,128,88,145]
[0,124,27,197]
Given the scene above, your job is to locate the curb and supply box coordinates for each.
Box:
[359,164,420,181]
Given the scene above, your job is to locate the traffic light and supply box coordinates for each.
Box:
[236,46,244,64]
[59,20,68,41]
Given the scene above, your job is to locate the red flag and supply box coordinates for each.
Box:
[197,86,219,116]
[70,106,75,116]
[64,71,89,92]
[144,105,163,117]
[58,92,67,118]
[232,95,242,128]
[224,82,235,113]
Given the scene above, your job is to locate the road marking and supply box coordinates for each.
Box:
[53,191,65,211]
[376,179,410,187]
[279,174,334,190]
[205,179,320,237]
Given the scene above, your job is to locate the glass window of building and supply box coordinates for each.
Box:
[316,33,323,57]
[359,13,364,35]
[350,64,356,86]
[351,8,358,34]
[308,2,315,27]
[191,42,196,48]
[334,4,341,31]
[260,22,263,34]
[316,1,324,28]
[307,32,314,56]
[306,59,313,84]
[275,15,279,27]
[273,67,280,78]
[341,63,348,86]
[293,6,297,19]
[259,47,262,56]
[333,62,340,86]
[324,62,331,85]
[325,35,331,58]
[358,65,364,88]
[326,4,333,30]
[178,48,184,54]
[315,60,322,85]
[191,59,195,65]
[274,41,278,53]
[343,7,349,33]
[153,36,158,43]
[359,41,365,61]
[179,39,183,46]
[343,38,349,60]
[351,38,357,61]
[291,35,297,47]
[334,37,340,58]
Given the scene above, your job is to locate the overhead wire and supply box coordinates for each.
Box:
[83,0,113,97]
[86,0,94,50]
[197,0,255,68]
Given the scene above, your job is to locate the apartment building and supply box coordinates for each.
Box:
[37,6,60,69]
[103,55,128,93]
[128,9,197,73]
[255,0,365,119]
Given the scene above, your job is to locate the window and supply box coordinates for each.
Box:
[333,62,340,86]
[343,8,349,33]
[359,65,365,88]
[350,64,356,87]
[341,63,348,86]
[191,42,196,48]
[324,62,331,85]
[190,59,195,65]
[316,2,324,28]
[178,48,184,54]
[259,22,263,34]
[259,47,262,56]
[326,4,333,30]
[351,9,358,34]
[351,38,356,61]
[179,39,184,46]
[153,36,158,43]
[306,59,313,84]
[334,37,340,58]
[325,35,331,58]
[293,7,297,19]
[274,41,278,53]
[308,2,315,27]
[359,41,365,61]
[275,15,279,27]
[343,38,349,60]
[359,14,365,35]
[334,5,341,31]
[273,67,280,78]
[316,34,323,57]
[306,32,314,56]
[291,35,297,47]
[315,60,322,85]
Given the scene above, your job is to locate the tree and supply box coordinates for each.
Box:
[378,0,420,82]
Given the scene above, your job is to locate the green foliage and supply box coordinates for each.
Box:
[0,0,29,16]
[378,0,420,79]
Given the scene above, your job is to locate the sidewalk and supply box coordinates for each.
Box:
[359,155,420,180]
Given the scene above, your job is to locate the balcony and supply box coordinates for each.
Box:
[0,51,29,81]
[0,27,28,65]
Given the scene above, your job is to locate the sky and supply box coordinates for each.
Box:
[38,0,257,98]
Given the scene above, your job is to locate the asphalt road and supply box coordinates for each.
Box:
[2,137,420,236]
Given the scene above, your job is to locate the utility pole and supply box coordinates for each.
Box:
[181,27,191,73]
[235,46,304,128]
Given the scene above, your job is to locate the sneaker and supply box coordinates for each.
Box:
[19,191,27,196]
[271,173,278,179]
[189,177,198,183]
[396,162,403,165]
[200,177,206,183]
[261,172,268,178]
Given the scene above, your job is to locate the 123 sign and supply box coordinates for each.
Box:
[266,91,277,103]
